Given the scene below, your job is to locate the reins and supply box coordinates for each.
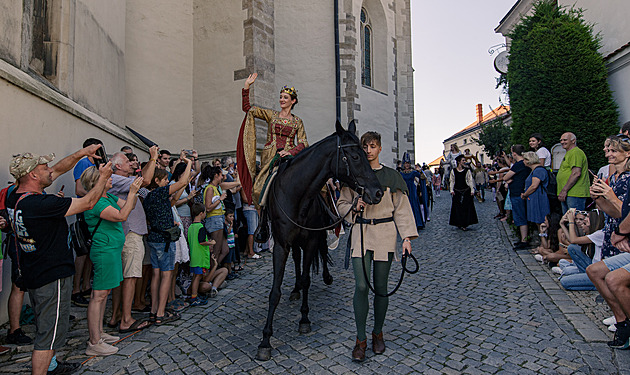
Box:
[270,135,363,232]
[357,207,418,298]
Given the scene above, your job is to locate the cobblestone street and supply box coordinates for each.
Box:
[3,194,630,374]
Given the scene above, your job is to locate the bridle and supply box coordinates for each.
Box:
[335,135,365,194]
[271,135,363,231]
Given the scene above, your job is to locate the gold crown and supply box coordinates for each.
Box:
[281,85,297,97]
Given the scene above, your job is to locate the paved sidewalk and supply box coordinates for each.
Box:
[1,194,630,374]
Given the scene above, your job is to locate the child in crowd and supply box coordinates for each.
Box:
[224,209,239,280]
[555,209,605,291]
[187,203,216,306]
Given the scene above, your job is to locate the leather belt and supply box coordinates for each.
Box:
[355,216,394,225]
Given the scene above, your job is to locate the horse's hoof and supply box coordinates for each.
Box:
[289,292,301,301]
[298,323,311,334]
[323,274,333,285]
[256,347,272,361]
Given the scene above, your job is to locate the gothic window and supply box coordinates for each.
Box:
[360,8,372,87]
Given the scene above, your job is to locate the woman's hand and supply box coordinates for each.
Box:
[244,73,258,89]
[129,177,144,195]
[278,150,291,157]
[591,179,614,200]
[220,192,228,201]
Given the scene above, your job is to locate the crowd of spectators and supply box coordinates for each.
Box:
[482,122,630,348]
[0,138,264,373]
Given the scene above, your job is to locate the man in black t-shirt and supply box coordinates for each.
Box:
[503,144,530,249]
[7,146,111,375]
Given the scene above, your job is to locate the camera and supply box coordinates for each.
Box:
[94,145,108,168]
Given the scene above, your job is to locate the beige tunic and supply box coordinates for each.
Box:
[338,184,418,261]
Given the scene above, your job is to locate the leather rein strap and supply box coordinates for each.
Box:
[271,135,364,232]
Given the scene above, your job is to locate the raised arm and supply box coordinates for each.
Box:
[65,162,113,217]
[53,144,102,182]
[99,177,143,222]
[140,146,159,187]
[168,158,193,195]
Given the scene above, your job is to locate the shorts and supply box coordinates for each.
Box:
[121,232,144,278]
[510,195,527,227]
[148,242,176,271]
[190,267,209,275]
[243,209,259,235]
[205,215,224,233]
[29,276,72,351]
[603,253,630,273]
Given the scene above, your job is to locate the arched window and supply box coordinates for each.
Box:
[360,8,372,87]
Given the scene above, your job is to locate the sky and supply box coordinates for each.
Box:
[411,1,517,164]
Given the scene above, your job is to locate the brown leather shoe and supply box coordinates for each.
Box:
[352,338,367,362]
[372,332,385,354]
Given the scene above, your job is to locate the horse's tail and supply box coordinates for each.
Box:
[309,231,332,275]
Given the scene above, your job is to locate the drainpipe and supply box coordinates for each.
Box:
[334,0,341,122]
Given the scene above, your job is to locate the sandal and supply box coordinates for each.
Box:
[155,311,180,326]
[148,313,157,324]
[234,265,244,272]
[119,319,151,334]
[106,320,120,329]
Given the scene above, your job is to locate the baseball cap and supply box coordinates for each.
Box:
[10,153,55,179]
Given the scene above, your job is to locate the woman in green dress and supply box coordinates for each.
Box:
[80,167,143,356]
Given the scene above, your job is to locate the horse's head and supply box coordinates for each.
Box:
[334,120,383,205]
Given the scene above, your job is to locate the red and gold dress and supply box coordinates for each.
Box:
[237,88,308,207]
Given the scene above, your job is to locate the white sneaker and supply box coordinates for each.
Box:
[603,316,617,326]
[551,266,562,275]
[101,332,120,344]
[534,254,544,262]
[609,324,618,332]
[86,338,119,356]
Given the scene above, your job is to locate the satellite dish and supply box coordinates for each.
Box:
[494,51,509,74]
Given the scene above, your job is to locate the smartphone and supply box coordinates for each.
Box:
[59,185,65,192]
[94,145,108,168]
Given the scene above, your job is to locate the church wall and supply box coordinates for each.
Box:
[193,0,247,156]
[73,0,126,125]
[351,0,398,166]
[125,0,194,151]
[275,1,338,142]
[0,1,23,66]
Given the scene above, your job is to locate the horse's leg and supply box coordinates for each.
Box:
[320,232,333,285]
[256,242,290,361]
[298,240,318,334]
[290,247,302,301]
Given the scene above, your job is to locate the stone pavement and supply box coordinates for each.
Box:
[2,193,630,374]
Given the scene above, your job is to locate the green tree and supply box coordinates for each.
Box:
[506,0,618,168]
[473,111,512,158]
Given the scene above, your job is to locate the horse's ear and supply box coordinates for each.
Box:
[335,120,344,135]
[348,120,356,135]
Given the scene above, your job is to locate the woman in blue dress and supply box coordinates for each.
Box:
[521,152,550,233]
[400,153,425,229]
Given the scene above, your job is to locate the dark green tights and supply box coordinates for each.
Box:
[352,251,393,341]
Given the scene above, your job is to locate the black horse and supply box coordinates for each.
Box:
[256,120,383,361]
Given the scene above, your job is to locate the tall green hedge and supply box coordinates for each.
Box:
[507,1,618,168]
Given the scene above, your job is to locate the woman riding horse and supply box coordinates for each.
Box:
[237,73,308,209]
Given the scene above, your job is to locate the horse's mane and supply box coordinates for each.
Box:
[280,129,359,171]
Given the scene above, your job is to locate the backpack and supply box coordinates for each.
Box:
[69,214,102,257]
